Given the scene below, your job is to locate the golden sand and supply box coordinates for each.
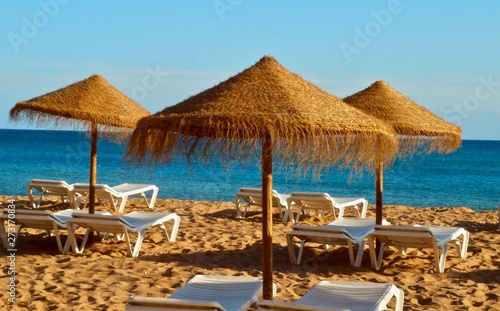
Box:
[0,196,498,310]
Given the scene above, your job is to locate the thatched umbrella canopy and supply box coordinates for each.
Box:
[10,74,151,213]
[126,56,398,299]
[344,80,462,224]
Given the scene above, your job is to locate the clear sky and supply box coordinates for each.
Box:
[1,1,499,140]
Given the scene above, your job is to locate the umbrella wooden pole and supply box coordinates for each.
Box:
[375,161,383,225]
[375,161,383,255]
[261,132,274,300]
[89,123,97,214]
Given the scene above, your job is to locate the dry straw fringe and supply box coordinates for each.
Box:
[126,115,397,176]
[9,108,135,143]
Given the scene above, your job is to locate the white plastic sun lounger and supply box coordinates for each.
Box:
[66,211,180,257]
[27,179,82,209]
[0,208,109,253]
[256,281,404,311]
[287,218,386,267]
[70,183,159,212]
[367,225,470,273]
[286,192,368,223]
[125,275,271,311]
[234,187,290,221]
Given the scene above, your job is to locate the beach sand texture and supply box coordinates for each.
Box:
[0,196,498,311]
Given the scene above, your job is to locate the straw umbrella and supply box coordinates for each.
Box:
[127,56,398,299]
[344,80,462,225]
[10,74,151,214]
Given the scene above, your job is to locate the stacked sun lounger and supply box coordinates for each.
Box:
[5,179,179,257]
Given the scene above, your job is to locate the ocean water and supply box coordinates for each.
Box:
[0,129,498,211]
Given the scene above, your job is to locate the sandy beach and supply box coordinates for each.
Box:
[0,195,498,311]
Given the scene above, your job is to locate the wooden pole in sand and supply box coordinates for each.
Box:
[261,132,274,300]
[375,161,383,225]
[89,123,97,215]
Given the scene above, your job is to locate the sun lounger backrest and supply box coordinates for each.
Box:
[238,188,264,204]
[239,187,261,193]
[302,281,404,311]
[28,179,73,196]
[372,225,435,249]
[72,183,114,193]
[289,192,333,209]
[170,275,265,311]
[2,209,64,229]
[4,208,53,216]
[94,184,120,196]
[30,179,71,187]
[238,188,283,205]
[71,212,136,229]
[291,224,355,240]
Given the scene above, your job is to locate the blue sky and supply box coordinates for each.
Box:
[1,1,499,140]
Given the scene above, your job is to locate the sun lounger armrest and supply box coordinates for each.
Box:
[126,297,227,311]
[256,300,348,311]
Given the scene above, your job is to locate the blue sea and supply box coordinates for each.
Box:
[0,129,498,212]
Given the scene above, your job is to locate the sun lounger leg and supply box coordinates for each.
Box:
[296,240,307,265]
[336,207,344,219]
[114,196,126,213]
[131,231,144,257]
[234,197,243,218]
[62,236,72,253]
[346,240,356,266]
[235,198,251,218]
[292,207,303,223]
[354,240,365,267]
[369,235,384,270]
[462,231,469,259]
[0,220,9,249]
[14,225,24,248]
[67,224,86,254]
[360,200,368,218]
[243,202,251,218]
[394,287,405,311]
[436,243,447,273]
[71,194,83,210]
[282,208,290,223]
[286,234,299,265]
[161,215,180,242]
[51,224,65,254]
[169,215,181,242]
[142,187,158,209]
[457,230,469,259]
[27,186,45,209]
[3,224,24,250]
